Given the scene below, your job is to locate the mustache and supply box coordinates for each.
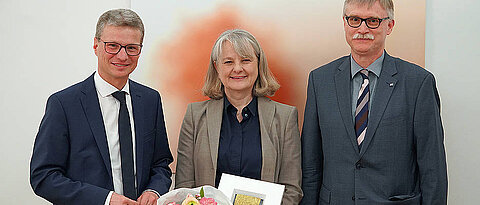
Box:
[353,33,374,40]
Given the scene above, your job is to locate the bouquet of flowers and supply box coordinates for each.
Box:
[157,185,232,205]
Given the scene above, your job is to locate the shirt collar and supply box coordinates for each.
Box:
[223,96,258,116]
[246,96,258,116]
[350,51,384,79]
[94,72,130,98]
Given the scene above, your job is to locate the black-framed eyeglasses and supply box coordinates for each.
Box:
[98,38,143,56]
[345,16,390,29]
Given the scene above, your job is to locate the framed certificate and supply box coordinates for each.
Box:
[218,173,285,205]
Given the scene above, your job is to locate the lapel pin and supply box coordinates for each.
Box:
[389,82,394,87]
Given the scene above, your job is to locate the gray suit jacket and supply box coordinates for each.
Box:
[301,53,447,205]
[175,96,303,205]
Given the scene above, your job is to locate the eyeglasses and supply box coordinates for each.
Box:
[98,38,143,56]
[345,16,390,29]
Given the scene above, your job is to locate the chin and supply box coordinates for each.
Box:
[113,66,134,73]
[352,46,372,54]
[226,86,253,93]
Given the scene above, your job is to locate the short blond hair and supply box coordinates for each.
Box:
[95,9,145,43]
[343,0,395,19]
[202,29,280,100]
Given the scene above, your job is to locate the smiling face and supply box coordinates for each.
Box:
[215,41,258,97]
[94,25,142,89]
[344,1,394,59]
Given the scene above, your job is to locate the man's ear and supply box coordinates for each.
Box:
[93,37,99,56]
[387,19,395,35]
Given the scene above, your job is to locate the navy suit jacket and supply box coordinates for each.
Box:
[30,73,173,205]
[301,53,447,205]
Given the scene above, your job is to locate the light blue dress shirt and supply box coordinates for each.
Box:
[351,51,385,122]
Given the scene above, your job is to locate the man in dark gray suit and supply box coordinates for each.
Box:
[301,0,447,204]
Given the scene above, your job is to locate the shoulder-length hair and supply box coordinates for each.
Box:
[202,29,280,100]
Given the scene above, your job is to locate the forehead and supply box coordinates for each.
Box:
[220,40,255,58]
[100,25,142,43]
[345,1,388,18]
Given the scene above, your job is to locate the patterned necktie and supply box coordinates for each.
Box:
[355,69,369,146]
[111,91,136,199]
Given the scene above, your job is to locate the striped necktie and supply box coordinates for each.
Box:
[355,69,369,146]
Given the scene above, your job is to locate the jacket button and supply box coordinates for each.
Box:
[355,162,362,169]
[352,196,355,200]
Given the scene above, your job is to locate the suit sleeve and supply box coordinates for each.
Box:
[30,94,110,205]
[175,103,196,188]
[300,72,323,205]
[414,73,448,204]
[278,107,303,205]
[145,93,173,195]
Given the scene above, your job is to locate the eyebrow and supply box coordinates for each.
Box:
[101,40,142,45]
[347,14,383,18]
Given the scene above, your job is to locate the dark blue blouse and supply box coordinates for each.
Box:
[215,97,262,187]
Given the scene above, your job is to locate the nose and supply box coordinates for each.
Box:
[115,47,129,60]
[357,21,370,33]
[232,62,243,72]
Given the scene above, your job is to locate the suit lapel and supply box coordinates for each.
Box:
[258,97,276,181]
[335,57,360,153]
[206,99,223,170]
[359,53,398,156]
[80,74,112,178]
[129,81,145,186]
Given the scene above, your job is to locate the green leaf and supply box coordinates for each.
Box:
[200,187,205,198]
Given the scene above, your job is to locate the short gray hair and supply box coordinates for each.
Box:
[202,29,280,100]
[95,9,145,42]
[343,0,394,20]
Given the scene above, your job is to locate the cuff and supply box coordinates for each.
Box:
[104,191,114,205]
[144,189,161,198]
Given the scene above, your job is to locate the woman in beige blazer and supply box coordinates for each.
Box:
[175,29,302,205]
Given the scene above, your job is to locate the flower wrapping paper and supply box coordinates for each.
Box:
[157,185,233,205]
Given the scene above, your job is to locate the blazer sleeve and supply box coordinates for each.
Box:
[145,93,174,195]
[30,94,110,205]
[278,107,303,205]
[414,73,448,204]
[175,103,196,188]
[300,72,323,205]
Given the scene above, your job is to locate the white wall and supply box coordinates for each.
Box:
[0,0,130,204]
[425,0,480,204]
[0,0,478,204]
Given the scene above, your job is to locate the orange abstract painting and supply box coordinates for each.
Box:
[133,0,425,171]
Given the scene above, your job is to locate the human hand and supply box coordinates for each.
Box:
[137,191,160,205]
[110,192,140,205]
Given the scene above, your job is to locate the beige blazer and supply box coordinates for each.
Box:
[175,97,302,204]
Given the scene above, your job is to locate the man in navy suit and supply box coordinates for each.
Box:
[301,0,447,204]
[30,9,173,205]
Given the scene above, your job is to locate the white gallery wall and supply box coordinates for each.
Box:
[0,1,131,204]
[0,0,478,204]
[425,0,480,203]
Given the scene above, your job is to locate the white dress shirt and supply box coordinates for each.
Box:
[94,72,137,204]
